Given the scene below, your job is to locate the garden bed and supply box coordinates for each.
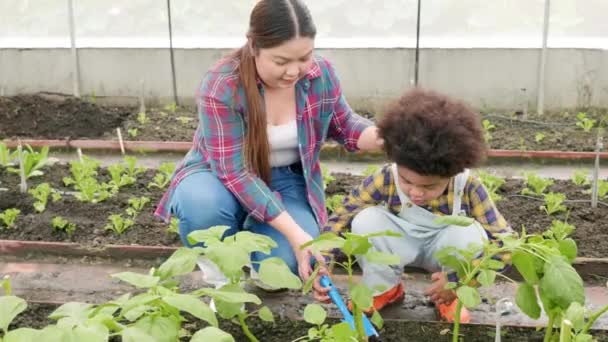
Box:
[1,164,607,259]
[1,95,606,152]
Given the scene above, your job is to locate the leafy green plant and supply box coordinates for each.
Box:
[326,194,344,213]
[123,156,146,179]
[137,111,149,125]
[63,156,100,187]
[88,89,97,104]
[482,119,496,142]
[188,226,302,342]
[164,102,178,113]
[361,165,380,178]
[167,217,179,235]
[0,208,20,229]
[148,162,176,189]
[128,128,138,138]
[126,196,150,218]
[107,163,136,193]
[597,179,608,199]
[321,165,335,188]
[74,177,112,203]
[476,170,505,203]
[535,132,546,143]
[7,145,50,179]
[0,277,28,337]
[0,142,17,167]
[51,216,76,236]
[541,192,567,215]
[293,303,350,341]
[28,182,61,213]
[105,214,135,235]
[176,116,194,125]
[575,112,596,132]
[302,230,401,340]
[571,170,590,187]
[434,222,585,342]
[522,172,554,196]
[0,246,236,342]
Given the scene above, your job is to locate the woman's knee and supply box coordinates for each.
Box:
[172,172,243,244]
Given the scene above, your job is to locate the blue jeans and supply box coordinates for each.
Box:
[170,165,320,274]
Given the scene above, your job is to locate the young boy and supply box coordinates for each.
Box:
[322,89,512,322]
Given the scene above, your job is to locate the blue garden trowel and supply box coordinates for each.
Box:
[320,275,379,338]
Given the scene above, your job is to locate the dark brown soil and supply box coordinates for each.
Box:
[2,94,604,152]
[0,94,131,140]
[0,164,180,247]
[1,164,607,257]
[13,302,606,342]
[102,105,199,142]
[481,111,605,152]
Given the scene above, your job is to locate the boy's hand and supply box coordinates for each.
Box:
[424,272,457,305]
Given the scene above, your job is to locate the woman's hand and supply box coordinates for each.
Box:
[356,126,384,151]
[289,230,331,302]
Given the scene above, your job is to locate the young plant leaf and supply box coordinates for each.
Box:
[304,304,327,325]
[258,257,302,289]
[190,327,235,342]
[516,283,541,319]
[456,286,481,308]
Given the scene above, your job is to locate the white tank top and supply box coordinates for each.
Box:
[267,120,300,167]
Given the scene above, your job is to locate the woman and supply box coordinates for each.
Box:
[155,0,382,299]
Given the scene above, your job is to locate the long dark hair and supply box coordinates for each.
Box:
[236,0,316,183]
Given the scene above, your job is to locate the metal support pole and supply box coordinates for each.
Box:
[67,0,80,98]
[414,0,421,87]
[536,0,551,115]
[166,0,179,105]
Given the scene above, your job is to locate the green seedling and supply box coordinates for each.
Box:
[74,177,112,203]
[362,165,380,178]
[571,170,590,187]
[535,132,546,143]
[123,156,146,178]
[126,196,150,218]
[164,102,178,113]
[477,171,505,203]
[137,111,149,125]
[107,163,136,193]
[128,128,138,138]
[167,217,179,234]
[435,222,585,342]
[541,192,567,215]
[28,182,61,213]
[302,230,401,341]
[598,179,608,199]
[188,226,302,342]
[63,156,100,187]
[0,208,20,229]
[326,194,345,213]
[321,165,335,188]
[176,116,194,125]
[105,214,134,235]
[7,145,50,179]
[522,172,554,197]
[575,112,596,132]
[147,162,175,189]
[482,119,496,142]
[51,216,76,236]
[0,142,18,167]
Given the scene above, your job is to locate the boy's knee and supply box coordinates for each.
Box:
[440,223,487,252]
[351,206,388,235]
